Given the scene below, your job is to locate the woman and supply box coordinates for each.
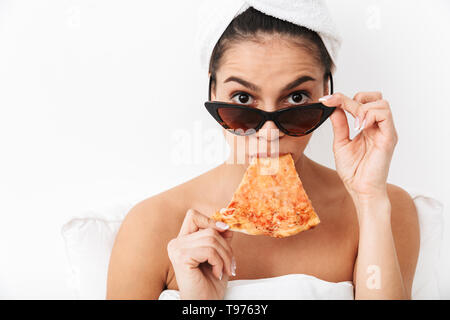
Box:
[107,6,419,300]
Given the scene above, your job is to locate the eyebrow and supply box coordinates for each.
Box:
[223,75,316,92]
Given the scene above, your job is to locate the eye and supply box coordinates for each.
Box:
[231,92,254,105]
[287,91,309,105]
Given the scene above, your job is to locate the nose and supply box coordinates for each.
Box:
[257,120,283,141]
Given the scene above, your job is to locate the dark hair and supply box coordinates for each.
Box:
[208,7,335,94]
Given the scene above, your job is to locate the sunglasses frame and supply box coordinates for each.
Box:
[204,73,336,137]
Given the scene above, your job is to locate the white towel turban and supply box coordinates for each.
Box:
[195,0,342,73]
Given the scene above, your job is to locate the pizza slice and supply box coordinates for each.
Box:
[211,153,320,238]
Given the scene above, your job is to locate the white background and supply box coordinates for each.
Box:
[0,0,449,298]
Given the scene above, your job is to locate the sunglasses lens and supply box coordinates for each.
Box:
[277,108,323,135]
[218,107,263,133]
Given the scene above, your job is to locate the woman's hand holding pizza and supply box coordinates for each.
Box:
[167,209,235,300]
[320,92,398,206]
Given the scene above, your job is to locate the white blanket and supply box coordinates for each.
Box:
[158,273,353,300]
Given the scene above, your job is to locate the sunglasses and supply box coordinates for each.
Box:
[204,73,336,137]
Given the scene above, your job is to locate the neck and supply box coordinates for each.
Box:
[294,153,312,184]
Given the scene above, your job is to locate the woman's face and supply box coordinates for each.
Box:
[211,34,329,165]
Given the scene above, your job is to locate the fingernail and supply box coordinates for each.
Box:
[354,117,360,130]
[231,257,236,276]
[219,271,223,280]
[360,119,366,131]
[319,94,333,102]
[215,221,229,230]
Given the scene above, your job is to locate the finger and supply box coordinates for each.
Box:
[329,107,351,148]
[189,246,225,280]
[179,209,230,236]
[355,99,391,127]
[188,228,234,258]
[353,91,383,104]
[320,92,362,119]
[187,238,233,277]
[186,228,234,276]
[168,237,228,280]
[360,108,398,146]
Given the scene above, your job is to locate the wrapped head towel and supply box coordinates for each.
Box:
[195,0,342,72]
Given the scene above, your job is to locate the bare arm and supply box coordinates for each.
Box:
[324,91,419,299]
[352,186,419,299]
[106,200,171,299]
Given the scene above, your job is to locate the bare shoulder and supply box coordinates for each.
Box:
[106,163,222,299]
[386,183,420,260]
[386,183,419,226]
[386,183,420,298]
[106,185,193,299]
